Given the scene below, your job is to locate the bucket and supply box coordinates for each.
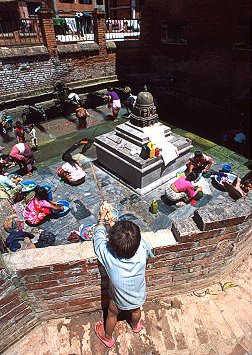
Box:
[221,164,232,173]
[40,185,53,200]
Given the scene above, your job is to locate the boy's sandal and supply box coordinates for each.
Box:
[131,322,142,333]
[94,321,115,348]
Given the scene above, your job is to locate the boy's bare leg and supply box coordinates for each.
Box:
[130,307,141,328]
[104,300,120,339]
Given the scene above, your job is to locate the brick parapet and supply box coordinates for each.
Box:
[93,9,107,57]
[38,5,57,55]
[1,201,252,353]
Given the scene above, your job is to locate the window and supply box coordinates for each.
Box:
[79,0,92,3]
[233,17,252,51]
[161,20,187,45]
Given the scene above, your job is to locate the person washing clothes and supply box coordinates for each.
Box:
[9,142,35,176]
[106,86,121,122]
[23,186,64,226]
[93,202,153,348]
[57,152,86,186]
[0,174,23,204]
[75,105,90,129]
[185,150,212,174]
[165,171,202,205]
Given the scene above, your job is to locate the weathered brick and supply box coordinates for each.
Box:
[39,272,64,281]
[0,297,22,315]
[154,242,197,254]
[52,261,85,272]
[199,232,238,246]
[69,296,100,306]
[0,291,19,306]
[1,303,27,322]
[25,280,59,290]
[47,301,69,310]
[177,245,216,257]
[18,267,51,277]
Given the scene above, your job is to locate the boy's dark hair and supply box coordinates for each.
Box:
[194,150,203,158]
[108,220,141,259]
[107,86,113,92]
[16,121,22,127]
[186,171,199,182]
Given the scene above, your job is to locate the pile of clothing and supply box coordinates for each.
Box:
[3,217,56,251]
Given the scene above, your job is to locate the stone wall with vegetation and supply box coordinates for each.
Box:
[0,200,251,352]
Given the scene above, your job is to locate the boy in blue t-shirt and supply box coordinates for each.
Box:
[93,203,153,348]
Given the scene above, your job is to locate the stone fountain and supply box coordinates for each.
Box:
[95,87,193,195]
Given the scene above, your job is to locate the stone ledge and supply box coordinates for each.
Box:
[2,228,176,272]
[57,42,99,54]
[193,202,252,231]
[0,45,49,60]
[106,41,116,50]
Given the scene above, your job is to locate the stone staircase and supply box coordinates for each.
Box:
[5,255,252,355]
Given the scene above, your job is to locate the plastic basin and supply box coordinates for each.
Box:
[105,208,118,222]
[221,164,232,173]
[54,200,71,216]
[214,173,237,188]
[21,180,37,193]
[79,223,96,241]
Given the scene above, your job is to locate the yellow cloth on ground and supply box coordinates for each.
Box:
[142,124,178,165]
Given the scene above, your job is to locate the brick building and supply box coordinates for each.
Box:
[106,0,144,19]
[135,0,251,148]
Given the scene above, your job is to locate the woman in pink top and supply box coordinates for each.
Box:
[166,171,202,203]
[23,187,63,225]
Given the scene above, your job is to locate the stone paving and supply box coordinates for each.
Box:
[10,141,250,246]
[0,103,128,152]
[6,105,251,246]
[5,253,252,355]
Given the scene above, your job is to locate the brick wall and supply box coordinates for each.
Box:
[0,48,116,97]
[0,8,115,100]
[136,0,251,136]
[1,200,251,352]
[0,256,38,352]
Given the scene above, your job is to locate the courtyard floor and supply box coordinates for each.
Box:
[5,104,251,246]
